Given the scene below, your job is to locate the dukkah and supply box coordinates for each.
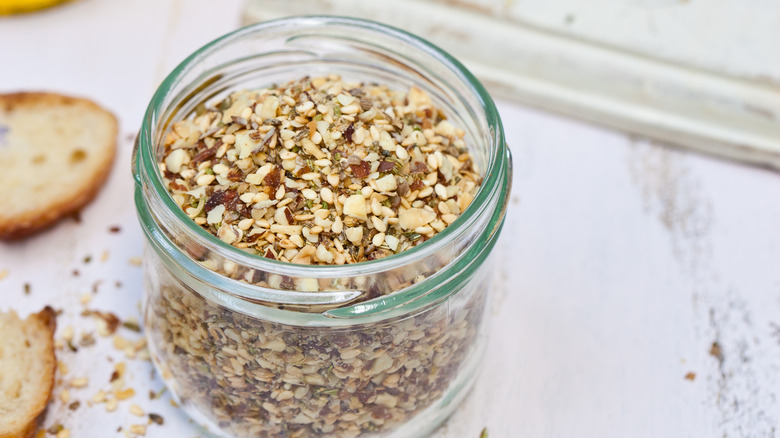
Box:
[148,278,486,437]
[147,75,488,437]
[160,75,481,265]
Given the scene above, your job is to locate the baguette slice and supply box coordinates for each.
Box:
[0,92,117,239]
[0,307,57,438]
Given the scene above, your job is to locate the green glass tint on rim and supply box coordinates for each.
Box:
[135,148,511,323]
[134,15,511,318]
[136,16,506,270]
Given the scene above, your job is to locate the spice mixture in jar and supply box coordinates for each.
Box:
[159,75,481,265]
[138,17,511,438]
[144,75,493,437]
[148,270,488,437]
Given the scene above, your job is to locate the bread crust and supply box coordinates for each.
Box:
[0,92,118,240]
[0,421,37,438]
[0,306,57,438]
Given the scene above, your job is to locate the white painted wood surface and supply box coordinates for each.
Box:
[244,0,780,175]
[429,0,780,83]
[1,1,779,437]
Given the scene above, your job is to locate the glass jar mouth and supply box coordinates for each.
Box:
[135,15,508,278]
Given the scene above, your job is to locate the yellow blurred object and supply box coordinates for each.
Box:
[0,0,70,15]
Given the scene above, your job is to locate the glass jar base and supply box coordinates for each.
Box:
[147,326,487,438]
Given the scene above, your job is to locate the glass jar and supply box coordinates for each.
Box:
[134,16,512,438]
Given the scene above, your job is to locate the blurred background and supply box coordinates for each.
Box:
[1,0,779,437]
[246,0,780,169]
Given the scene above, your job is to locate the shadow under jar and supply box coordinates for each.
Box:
[133,16,512,438]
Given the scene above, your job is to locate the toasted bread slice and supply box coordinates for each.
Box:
[0,92,117,239]
[0,307,57,438]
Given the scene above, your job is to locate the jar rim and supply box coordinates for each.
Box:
[135,15,509,278]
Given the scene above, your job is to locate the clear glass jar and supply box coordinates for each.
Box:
[133,16,512,438]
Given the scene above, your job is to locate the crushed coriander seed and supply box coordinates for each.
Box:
[159,75,481,265]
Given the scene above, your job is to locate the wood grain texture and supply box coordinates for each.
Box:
[0,1,779,437]
[244,0,780,170]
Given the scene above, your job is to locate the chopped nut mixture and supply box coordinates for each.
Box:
[159,75,481,264]
[147,274,487,438]
[146,75,493,437]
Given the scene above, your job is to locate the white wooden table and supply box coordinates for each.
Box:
[1,1,779,437]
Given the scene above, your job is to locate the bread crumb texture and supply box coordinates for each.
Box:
[0,93,117,239]
[0,307,57,438]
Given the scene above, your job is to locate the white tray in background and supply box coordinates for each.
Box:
[246,0,780,170]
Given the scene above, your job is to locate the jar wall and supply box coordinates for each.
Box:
[143,240,493,438]
[136,16,511,438]
[135,17,510,310]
